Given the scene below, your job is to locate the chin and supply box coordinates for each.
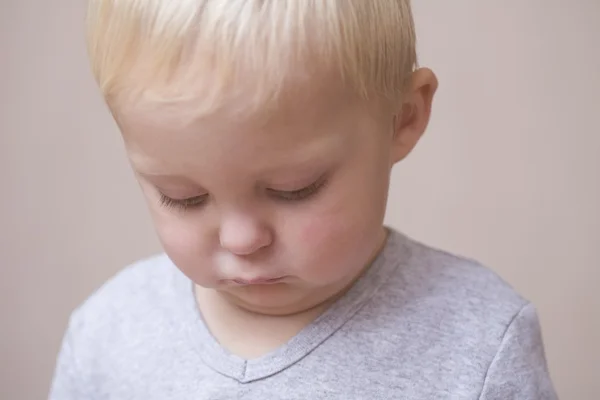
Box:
[222,284,317,315]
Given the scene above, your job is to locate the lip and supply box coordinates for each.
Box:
[230,277,285,285]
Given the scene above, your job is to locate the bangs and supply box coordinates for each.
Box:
[86,0,417,115]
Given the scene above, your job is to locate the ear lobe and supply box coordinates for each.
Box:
[390,68,438,164]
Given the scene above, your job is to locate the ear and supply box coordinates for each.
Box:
[390,68,438,165]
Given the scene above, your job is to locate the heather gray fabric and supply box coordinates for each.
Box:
[49,229,558,399]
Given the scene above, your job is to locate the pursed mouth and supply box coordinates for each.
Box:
[229,277,285,285]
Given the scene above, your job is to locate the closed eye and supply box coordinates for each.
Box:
[159,193,208,210]
[268,179,327,202]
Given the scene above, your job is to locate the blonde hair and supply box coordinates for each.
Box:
[86,0,418,115]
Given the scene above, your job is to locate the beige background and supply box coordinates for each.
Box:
[1,1,598,399]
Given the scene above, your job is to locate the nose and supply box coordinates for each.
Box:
[219,213,273,256]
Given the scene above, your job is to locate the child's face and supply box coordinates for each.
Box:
[114,71,434,315]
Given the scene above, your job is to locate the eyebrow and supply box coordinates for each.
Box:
[135,171,201,187]
[130,135,342,183]
[129,153,195,181]
[137,171,184,178]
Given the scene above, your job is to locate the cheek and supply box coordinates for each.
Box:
[157,222,198,259]
[298,167,388,248]
[290,201,382,282]
[298,212,354,250]
[151,211,217,284]
[288,160,391,281]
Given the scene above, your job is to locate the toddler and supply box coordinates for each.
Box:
[49,1,558,399]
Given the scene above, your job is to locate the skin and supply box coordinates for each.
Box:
[112,68,437,323]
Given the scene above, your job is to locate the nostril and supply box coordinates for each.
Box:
[219,218,273,256]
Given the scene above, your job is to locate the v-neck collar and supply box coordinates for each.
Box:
[177,229,405,383]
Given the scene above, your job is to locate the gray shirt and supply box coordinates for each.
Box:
[49,229,558,399]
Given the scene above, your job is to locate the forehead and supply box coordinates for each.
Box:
[115,77,384,177]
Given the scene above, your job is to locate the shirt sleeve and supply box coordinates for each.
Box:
[47,318,88,400]
[478,302,559,400]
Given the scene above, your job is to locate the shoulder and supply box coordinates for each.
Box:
[392,230,527,310]
[65,253,189,347]
[76,253,181,311]
[51,254,197,395]
[378,229,532,342]
[363,230,555,388]
[350,230,557,397]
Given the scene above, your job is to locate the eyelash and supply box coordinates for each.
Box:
[159,194,208,211]
[158,179,327,211]
[268,179,327,202]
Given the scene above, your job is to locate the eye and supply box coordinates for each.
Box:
[268,179,327,202]
[159,193,208,211]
